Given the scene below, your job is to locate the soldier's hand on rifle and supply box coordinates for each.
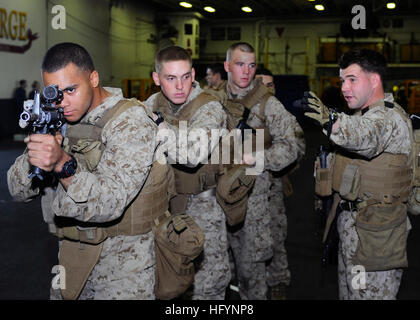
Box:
[25,132,66,172]
[300,91,330,127]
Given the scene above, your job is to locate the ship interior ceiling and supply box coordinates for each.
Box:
[121,0,420,20]
[120,0,420,103]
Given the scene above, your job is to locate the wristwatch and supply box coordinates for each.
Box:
[329,109,339,125]
[153,111,164,126]
[55,154,78,179]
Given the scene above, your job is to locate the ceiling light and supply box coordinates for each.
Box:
[241,6,253,13]
[179,2,192,8]
[308,0,316,1]
[204,6,216,13]
[315,4,325,11]
[386,2,396,9]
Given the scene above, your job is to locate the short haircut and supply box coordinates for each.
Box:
[208,63,227,80]
[42,42,95,73]
[19,79,26,86]
[338,48,387,83]
[155,46,192,73]
[255,67,273,77]
[226,42,255,61]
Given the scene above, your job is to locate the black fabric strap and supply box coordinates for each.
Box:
[384,101,394,109]
[361,107,370,115]
[362,101,394,116]
[241,107,251,123]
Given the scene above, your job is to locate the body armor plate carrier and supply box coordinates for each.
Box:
[57,98,169,299]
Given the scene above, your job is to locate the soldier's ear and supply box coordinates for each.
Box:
[224,61,230,73]
[370,73,381,90]
[89,70,99,88]
[152,72,160,86]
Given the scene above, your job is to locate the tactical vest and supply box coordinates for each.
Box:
[153,91,222,196]
[211,79,273,225]
[55,98,171,300]
[221,78,273,148]
[320,101,412,271]
[214,80,227,91]
[331,101,412,206]
[57,98,169,241]
[332,152,411,205]
[408,124,420,215]
[393,101,420,215]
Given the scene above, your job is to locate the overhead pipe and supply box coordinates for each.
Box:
[264,37,269,68]
[254,20,264,65]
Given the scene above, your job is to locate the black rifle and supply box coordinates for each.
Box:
[317,145,332,265]
[316,144,339,287]
[19,84,65,180]
[236,108,256,135]
[234,107,257,161]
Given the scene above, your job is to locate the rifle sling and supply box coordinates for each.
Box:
[240,108,251,127]
[322,193,341,243]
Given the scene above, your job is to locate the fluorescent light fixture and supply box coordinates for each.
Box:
[179,2,192,8]
[386,2,396,9]
[308,0,316,1]
[315,4,325,11]
[241,6,253,13]
[204,6,216,13]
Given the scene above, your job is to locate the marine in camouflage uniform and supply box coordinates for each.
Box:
[203,63,227,91]
[332,97,412,300]
[9,86,159,300]
[265,171,290,295]
[255,68,305,298]
[144,46,229,300]
[302,48,412,300]
[7,43,159,300]
[220,43,305,300]
[145,82,229,300]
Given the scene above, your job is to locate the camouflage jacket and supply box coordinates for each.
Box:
[219,79,306,172]
[143,81,227,167]
[329,97,412,158]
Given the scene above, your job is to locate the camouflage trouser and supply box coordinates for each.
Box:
[50,232,156,300]
[228,171,272,300]
[337,209,410,300]
[266,176,291,287]
[186,192,231,300]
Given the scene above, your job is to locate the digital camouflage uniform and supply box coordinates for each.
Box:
[144,81,230,300]
[329,96,412,300]
[8,88,159,300]
[266,175,289,288]
[222,80,305,300]
[266,176,290,290]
